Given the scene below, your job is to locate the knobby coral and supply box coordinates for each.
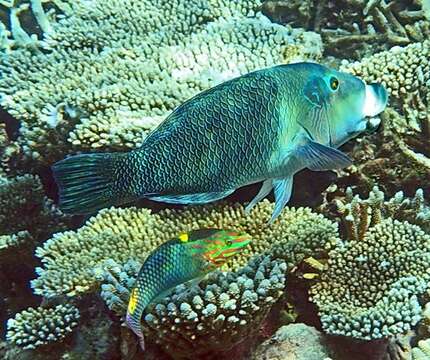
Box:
[311,187,430,340]
[6,304,80,350]
[99,256,287,357]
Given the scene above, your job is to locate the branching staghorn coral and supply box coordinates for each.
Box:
[0,0,322,170]
[6,303,80,350]
[330,186,430,234]
[311,188,430,340]
[261,0,429,58]
[0,0,75,51]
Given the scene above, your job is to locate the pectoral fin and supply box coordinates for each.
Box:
[270,176,293,223]
[245,179,273,214]
[148,190,234,204]
[298,140,352,171]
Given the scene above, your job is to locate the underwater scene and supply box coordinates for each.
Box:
[0,0,429,359]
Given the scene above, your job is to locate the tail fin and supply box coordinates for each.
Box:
[52,152,126,214]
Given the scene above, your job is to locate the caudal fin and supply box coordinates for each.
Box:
[52,152,126,214]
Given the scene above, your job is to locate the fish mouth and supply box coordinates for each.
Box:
[347,115,381,136]
[363,83,388,117]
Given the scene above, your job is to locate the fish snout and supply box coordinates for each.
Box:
[363,83,388,117]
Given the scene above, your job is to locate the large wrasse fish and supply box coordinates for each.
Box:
[125,229,251,350]
[53,62,388,222]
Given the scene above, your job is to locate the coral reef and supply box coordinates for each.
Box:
[261,0,429,58]
[311,188,430,340]
[1,0,429,358]
[28,200,339,356]
[6,304,80,350]
[100,255,287,357]
[4,185,429,357]
[0,0,322,170]
[31,200,338,298]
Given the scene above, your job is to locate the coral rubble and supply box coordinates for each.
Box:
[251,323,330,360]
[261,0,429,58]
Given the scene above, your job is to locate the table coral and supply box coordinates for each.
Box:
[311,188,430,340]
[0,0,322,170]
[6,303,80,350]
[261,0,430,58]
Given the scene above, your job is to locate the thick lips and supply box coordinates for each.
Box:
[363,83,388,117]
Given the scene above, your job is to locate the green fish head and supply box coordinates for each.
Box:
[301,64,388,147]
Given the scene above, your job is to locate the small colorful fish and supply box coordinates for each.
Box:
[125,229,251,350]
[53,62,388,221]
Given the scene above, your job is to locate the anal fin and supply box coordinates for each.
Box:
[148,190,234,205]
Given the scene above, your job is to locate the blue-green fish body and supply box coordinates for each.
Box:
[53,62,387,221]
[125,229,251,350]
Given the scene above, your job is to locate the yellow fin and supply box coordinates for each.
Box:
[128,288,139,314]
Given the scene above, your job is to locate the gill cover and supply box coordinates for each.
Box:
[302,76,331,145]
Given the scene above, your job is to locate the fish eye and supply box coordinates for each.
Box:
[226,239,232,246]
[329,77,339,91]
